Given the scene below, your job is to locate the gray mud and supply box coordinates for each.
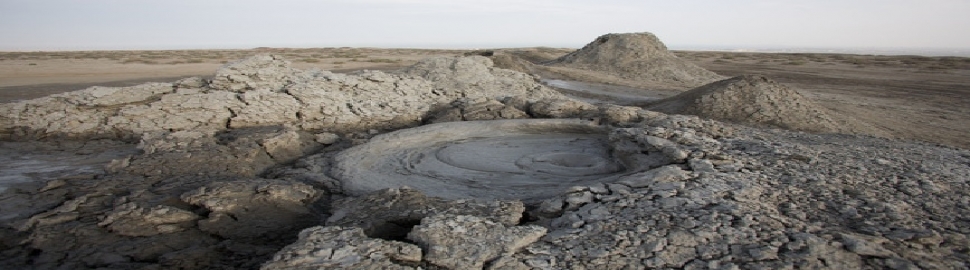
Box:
[332,119,630,200]
[541,79,663,105]
[0,141,136,193]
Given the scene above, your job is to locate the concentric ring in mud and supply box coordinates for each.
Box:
[331,119,632,200]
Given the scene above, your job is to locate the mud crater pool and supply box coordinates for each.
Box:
[331,119,634,200]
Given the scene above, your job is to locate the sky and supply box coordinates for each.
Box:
[1,0,969,54]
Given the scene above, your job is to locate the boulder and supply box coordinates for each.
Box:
[181,179,321,242]
[407,214,547,269]
[261,226,421,270]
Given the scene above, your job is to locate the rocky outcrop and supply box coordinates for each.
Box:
[261,226,422,270]
[407,214,547,269]
[325,188,525,240]
[181,179,320,241]
[97,203,200,237]
[208,54,299,92]
[424,97,530,124]
[402,55,561,101]
[0,54,566,140]
[122,127,323,178]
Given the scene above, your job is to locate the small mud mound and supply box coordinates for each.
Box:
[546,32,724,88]
[648,75,852,133]
[331,119,632,200]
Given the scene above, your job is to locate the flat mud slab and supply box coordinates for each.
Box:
[0,76,200,104]
[332,119,630,200]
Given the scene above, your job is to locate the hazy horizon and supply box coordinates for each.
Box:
[3,1,970,56]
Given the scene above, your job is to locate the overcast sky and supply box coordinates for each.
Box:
[2,0,969,52]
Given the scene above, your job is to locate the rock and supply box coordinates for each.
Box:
[747,246,779,261]
[0,54,567,139]
[407,214,547,269]
[609,128,686,170]
[174,76,207,89]
[617,165,691,188]
[564,191,594,209]
[259,129,317,163]
[529,98,597,118]
[689,159,717,173]
[486,256,532,270]
[313,132,340,145]
[230,89,302,128]
[209,54,298,92]
[840,233,897,257]
[403,56,561,101]
[108,90,244,135]
[67,83,175,107]
[125,127,318,178]
[181,179,320,241]
[325,188,525,241]
[98,203,200,237]
[588,183,610,194]
[598,104,642,125]
[426,98,531,123]
[18,194,92,231]
[261,226,421,270]
[536,196,566,217]
[104,156,131,173]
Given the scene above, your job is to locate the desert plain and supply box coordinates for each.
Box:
[0,33,968,269]
[3,46,968,149]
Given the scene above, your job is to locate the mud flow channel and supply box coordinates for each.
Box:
[541,79,664,105]
[0,141,137,193]
[331,119,633,201]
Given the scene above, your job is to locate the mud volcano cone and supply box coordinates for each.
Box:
[546,32,723,88]
[648,75,842,132]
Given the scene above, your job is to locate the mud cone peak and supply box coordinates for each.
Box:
[547,32,724,88]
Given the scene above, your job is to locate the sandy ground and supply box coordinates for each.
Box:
[2,48,968,149]
[672,51,970,149]
[0,48,464,102]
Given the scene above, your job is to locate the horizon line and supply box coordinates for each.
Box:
[2,44,969,57]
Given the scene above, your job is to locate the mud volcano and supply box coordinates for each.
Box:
[332,119,631,200]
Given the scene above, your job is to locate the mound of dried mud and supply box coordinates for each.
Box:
[0,55,561,140]
[546,32,724,88]
[648,75,885,134]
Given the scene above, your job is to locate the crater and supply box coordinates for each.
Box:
[331,119,634,200]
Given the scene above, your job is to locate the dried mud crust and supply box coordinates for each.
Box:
[0,54,560,140]
[647,74,885,135]
[0,48,968,269]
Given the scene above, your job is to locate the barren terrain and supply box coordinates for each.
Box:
[0,48,464,103]
[3,48,968,148]
[674,51,970,149]
[0,35,968,269]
